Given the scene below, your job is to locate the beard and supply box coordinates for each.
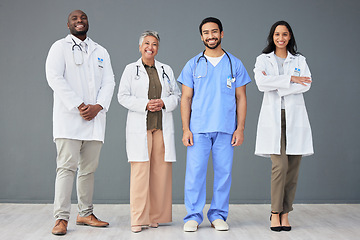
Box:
[203,38,221,49]
[74,29,88,35]
[70,29,88,36]
[69,25,88,37]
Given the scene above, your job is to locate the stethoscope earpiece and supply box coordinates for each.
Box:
[134,64,173,93]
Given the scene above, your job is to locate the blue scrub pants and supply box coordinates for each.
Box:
[184,132,234,224]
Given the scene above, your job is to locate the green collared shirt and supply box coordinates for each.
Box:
[144,63,162,130]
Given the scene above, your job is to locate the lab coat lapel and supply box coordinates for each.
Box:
[64,34,73,44]
[154,60,164,87]
[267,52,279,75]
[135,58,150,94]
[284,51,296,73]
[86,38,97,56]
[136,58,148,75]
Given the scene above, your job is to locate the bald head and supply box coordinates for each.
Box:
[67,10,89,40]
[68,10,86,22]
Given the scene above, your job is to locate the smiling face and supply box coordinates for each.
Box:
[200,22,223,50]
[67,10,89,40]
[273,25,291,51]
[139,36,159,64]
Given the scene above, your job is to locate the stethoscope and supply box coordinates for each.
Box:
[135,64,173,93]
[72,38,84,65]
[193,49,235,82]
[72,38,83,51]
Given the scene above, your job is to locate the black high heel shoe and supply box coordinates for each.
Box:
[270,212,282,232]
[280,213,292,231]
[282,226,291,231]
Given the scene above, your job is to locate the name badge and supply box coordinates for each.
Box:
[227,77,235,89]
[293,68,300,76]
[98,57,104,68]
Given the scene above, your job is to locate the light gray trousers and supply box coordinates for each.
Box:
[53,138,102,221]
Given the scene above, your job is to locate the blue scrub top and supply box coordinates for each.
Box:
[178,52,251,134]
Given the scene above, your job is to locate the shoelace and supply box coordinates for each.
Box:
[55,219,67,227]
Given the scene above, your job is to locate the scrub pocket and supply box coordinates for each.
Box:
[221,77,236,96]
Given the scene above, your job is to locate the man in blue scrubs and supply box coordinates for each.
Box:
[178,17,251,232]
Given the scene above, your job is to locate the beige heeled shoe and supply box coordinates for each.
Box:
[149,223,159,228]
[131,225,142,233]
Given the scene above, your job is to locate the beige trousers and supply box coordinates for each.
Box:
[271,110,302,214]
[53,139,102,221]
[130,129,172,226]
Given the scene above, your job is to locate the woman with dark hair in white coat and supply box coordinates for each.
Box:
[254,20,313,232]
[118,30,181,233]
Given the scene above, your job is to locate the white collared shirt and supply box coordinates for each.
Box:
[71,35,88,53]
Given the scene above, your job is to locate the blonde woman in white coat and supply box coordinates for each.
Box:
[118,30,181,233]
[254,21,313,232]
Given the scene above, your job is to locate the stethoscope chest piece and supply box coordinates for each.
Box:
[135,65,140,80]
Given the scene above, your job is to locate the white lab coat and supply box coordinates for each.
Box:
[118,58,181,162]
[254,51,313,157]
[46,34,115,142]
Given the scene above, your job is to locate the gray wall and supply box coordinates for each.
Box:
[1,0,359,204]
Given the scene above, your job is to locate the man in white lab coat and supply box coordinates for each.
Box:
[45,10,115,236]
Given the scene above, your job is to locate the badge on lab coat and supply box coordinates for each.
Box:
[293,68,300,76]
[98,57,104,68]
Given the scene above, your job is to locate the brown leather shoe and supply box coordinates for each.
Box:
[52,219,68,235]
[76,214,109,227]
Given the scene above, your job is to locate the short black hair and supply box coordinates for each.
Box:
[199,17,223,35]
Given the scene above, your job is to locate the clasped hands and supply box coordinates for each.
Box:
[146,99,164,112]
[78,103,103,121]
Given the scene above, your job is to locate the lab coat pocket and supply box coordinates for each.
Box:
[126,111,146,133]
[258,105,274,127]
[94,64,104,80]
[295,105,310,128]
[162,111,174,133]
